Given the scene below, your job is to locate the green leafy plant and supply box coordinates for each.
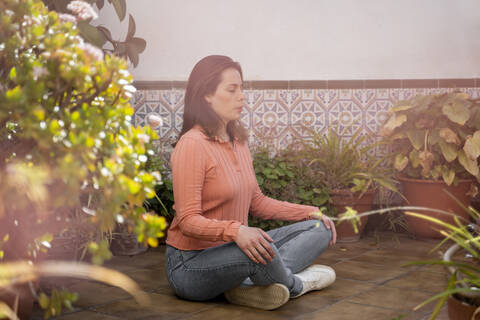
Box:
[303,128,398,194]
[0,0,163,316]
[249,143,329,230]
[42,0,147,67]
[379,92,480,185]
[143,155,175,223]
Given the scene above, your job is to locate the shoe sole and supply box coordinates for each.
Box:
[225,283,290,310]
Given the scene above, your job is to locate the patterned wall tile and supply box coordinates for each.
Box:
[132,87,480,154]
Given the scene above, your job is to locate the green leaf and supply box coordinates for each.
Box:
[441,167,455,186]
[6,86,22,102]
[409,150,420,168]
[442,102,470,125]
[394,154,408,172]
[427,128,441,146]
[126,14,136,40]
[464,130,480,160]
[458,150,479,176]
[126,49,138,67]
[256,175,264,186]
[439,127,461,145]
[438,140,458,162]
[38,292,50,309]
[96,26,113,43]
[406,130,425,150]
[78,21,106,48]
[129,37,147,54]
[389,104,413,113]
[111,0,127,21]
[8,67,16,79]
[379,114,407,137]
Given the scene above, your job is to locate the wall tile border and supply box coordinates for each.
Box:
[133,78,480,90]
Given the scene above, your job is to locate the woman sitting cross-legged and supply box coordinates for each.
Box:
[164,55,337,310]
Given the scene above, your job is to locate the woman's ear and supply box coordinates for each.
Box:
[204,95,212,104]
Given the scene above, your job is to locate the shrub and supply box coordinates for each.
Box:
[249,143,329,230]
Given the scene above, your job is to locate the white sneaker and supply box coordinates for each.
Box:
[224,283,290,310]
[291,264,336,298]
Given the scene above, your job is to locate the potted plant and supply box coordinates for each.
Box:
[301,128,399,241]
[379,92,480,238]
[0,0,165,317]
[249,143,330,231]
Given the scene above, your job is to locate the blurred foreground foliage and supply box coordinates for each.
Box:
[0,0,163,317]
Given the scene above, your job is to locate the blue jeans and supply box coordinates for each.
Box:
[165,220,332,301]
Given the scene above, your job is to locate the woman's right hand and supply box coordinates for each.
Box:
[235,225,275,265]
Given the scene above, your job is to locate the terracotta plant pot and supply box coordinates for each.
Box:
[330,189,376,242]
[399,176,473,239]
[448,295,480,320]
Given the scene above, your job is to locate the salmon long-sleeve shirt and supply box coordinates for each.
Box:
[166,126,319,250]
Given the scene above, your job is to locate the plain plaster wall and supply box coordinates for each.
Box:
[94,0,480,81]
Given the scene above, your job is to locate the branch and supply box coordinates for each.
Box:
[70,74,113,112]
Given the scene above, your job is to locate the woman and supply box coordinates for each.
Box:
[165,55,337,310]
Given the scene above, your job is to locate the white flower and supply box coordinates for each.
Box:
[151,171,162,182]
[32,66,48,80]
[147,114,163,128]
[58,13,77,23]
[67,1,98,21]
[137,134,150,144]
[78,42,104,61]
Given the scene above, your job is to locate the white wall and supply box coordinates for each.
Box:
[94,0,480,81]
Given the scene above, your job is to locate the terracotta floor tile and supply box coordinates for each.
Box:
[419,264,450,275]
[349,248,432,268]
[333,260,408,283]
[294,301,401,320]
[67,281,130,308]
[319,245,374,261]
[55,310,123,319]
[384,270,448,294]
[274,279,375,319]
[180,304,290,320]
[346,285,437,312]
[115,267,169,292]
[92,292,216,319]
[104,246,166,270]
[311,278,376,301]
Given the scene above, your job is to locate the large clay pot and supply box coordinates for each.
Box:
[399,176,473,239]
[448,295,480,320]
[331,189,376,242]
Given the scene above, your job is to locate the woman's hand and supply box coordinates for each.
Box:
[310,212,337,246]
[235,225,275,264]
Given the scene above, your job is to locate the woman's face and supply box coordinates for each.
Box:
[205,68,245,126]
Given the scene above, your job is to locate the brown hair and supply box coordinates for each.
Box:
[177,55,248,143]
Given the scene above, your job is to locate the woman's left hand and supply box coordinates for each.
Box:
[310,212,337,246]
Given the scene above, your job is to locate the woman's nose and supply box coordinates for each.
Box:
[238,90,245,101]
